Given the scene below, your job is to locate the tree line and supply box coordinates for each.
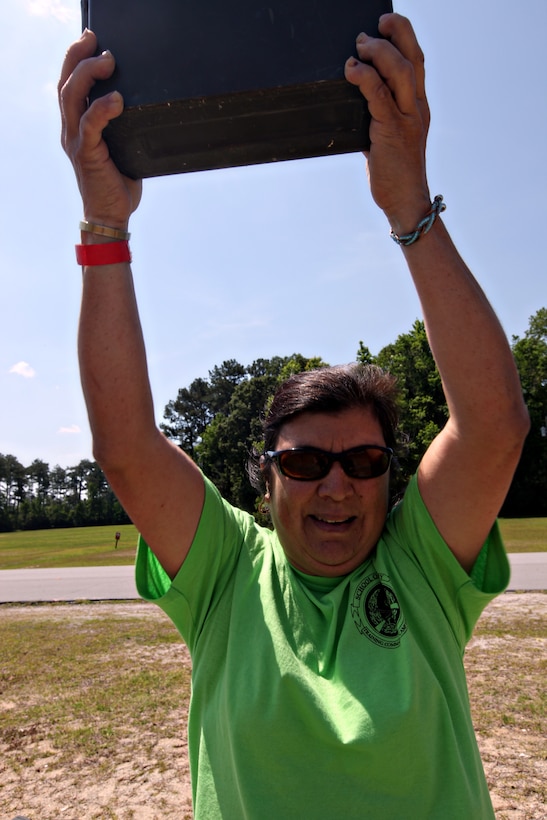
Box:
[1,308,545,532]
[0,456,130,532]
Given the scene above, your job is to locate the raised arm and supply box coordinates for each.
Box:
[58,30,204,578]
[345,14,529,571]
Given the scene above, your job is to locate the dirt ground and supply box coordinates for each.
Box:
[465,593,546,820]
[1,593,545,820]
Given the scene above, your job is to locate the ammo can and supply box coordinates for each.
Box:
[82,0,393,178]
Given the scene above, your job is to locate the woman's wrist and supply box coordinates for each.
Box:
[77,220,132,264]
[76,240,131,266]
[389,196,446,248]
[384,194,432,238]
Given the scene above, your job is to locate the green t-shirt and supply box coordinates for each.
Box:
[136,474,509,819]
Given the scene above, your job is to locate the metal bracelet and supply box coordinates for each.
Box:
[79,220,131,241]
[390,196,446,246]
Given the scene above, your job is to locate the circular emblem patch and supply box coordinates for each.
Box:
[351,571,407,648]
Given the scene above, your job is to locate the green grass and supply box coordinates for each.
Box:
[0,517,545,570]
[497,517,547,553]
[0,524,139,569]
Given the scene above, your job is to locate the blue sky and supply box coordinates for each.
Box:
[1,0,546,470]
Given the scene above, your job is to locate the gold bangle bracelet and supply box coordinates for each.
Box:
[79,220,131,241]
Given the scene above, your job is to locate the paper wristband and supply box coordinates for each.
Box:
[75,241,132,266]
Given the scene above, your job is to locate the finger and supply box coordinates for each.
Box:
[353,33,417,118]
[60,49,117,149]
[78,91,124,159]
[378,14,426,105]
[58,28,97,100]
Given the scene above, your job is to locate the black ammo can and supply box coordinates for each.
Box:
[82,0,393,179]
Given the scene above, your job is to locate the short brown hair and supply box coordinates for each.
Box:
[247,363,399,494]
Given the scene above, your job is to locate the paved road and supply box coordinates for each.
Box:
[505,553,547,592]
[0,565,138,603]
[0,555,546,603]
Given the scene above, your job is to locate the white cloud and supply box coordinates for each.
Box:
[27,0,76,24]
[58,424,81,435]
[9,361,36,379]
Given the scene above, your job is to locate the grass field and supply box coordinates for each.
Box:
[0,524,139,570]
[0,517,545,570]
[497,517,547,553]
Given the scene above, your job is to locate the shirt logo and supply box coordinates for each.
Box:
[351,571,407,648]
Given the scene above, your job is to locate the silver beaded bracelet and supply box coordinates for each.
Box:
[390,196,446,246]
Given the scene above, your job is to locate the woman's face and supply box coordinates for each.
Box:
[265,407,390,577]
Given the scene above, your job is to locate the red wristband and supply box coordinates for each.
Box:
[75,240,132,267]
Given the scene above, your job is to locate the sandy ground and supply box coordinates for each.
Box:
[1,593,545,820]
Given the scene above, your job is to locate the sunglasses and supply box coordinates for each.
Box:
[264,445,393,481]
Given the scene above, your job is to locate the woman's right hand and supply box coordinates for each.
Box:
[58,29,142,230]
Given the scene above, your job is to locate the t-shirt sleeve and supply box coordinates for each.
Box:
[135,474,255,650]
[386,473,510,647]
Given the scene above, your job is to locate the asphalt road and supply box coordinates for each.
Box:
[0,554,546,603]
[0,565,138,603]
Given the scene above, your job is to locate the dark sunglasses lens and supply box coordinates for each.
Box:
[276,448,391,480]
[343,448,391,478]
[278,450,329,479]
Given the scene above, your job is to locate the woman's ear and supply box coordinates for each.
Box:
[259,454,271,501]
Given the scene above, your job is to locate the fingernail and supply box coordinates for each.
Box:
[108,90,123,106]
[356,32,368,43]
[346,57,359,68]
